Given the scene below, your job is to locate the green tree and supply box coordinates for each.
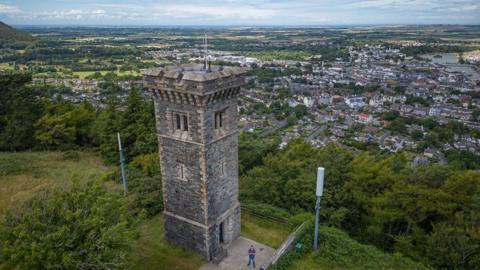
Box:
[381,111,400,121]
[119,87,157,160]
[427,211,480,270]
[97,96,121,163]
[0,181,137,269]
[0,71,43,150]
[34,101,97,149]
[411,130,424,141]
[125,153,163,217]
[293,104,308,118]
[471,109,480,122]
[238,133,279,175]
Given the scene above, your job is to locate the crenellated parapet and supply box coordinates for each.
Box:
[144,64,246,106]
[148,86,241,106]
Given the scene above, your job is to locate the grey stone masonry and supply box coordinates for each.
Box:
[144,64,246,262]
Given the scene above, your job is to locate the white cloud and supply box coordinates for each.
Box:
[348,0,403,8]
[162,4,274,20]
[92,9,106,15]
[0,3,21,14]
[1,0,479,24]
[22,9,111,21]
[444,4,479,12]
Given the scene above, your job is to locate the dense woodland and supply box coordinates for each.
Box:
[1,71,479,269]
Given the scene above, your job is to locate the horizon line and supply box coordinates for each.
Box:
[11,23,480,28]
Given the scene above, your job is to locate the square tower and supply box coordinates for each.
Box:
[143,64,246,261]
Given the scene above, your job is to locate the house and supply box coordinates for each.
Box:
[358,113,373,123]
[345,97,366,109]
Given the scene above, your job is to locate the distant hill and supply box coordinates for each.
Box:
[0,21,34,41]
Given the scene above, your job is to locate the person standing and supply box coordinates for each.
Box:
[247,245,256,268]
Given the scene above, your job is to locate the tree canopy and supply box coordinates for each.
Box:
[0,181,137,269]
[241,139,480,270]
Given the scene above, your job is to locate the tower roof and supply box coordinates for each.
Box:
[144,64,247,82]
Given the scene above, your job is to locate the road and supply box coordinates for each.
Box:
[259,120,287,138]
[307,124,327,140]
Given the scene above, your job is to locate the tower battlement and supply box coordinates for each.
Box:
[144,64,246,96]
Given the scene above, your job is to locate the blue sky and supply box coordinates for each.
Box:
[0,0,479,26]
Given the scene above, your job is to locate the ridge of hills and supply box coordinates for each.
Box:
[0,21,34,41]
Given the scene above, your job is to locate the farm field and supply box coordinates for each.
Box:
[32,70,141,79]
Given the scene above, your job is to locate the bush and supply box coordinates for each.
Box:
[242,200,292,220]
[270,221,314,270]
[271,223,431,270]
[129,152,161,176]
[126,170,163,217]
[0,181,137,269]
[314,226,431,270]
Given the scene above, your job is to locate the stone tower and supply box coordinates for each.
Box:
[143,64,246,261]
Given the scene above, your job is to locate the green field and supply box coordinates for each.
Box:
[73,70,141,79]
[32,70,141,79]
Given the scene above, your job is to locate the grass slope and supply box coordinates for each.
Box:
[129,212,293,269]
[287,226,431,270]
[241,211,292,249]
[0,152,426,269]
[0,21,34,41]
[0,151,293,269]
[129,216,205,270]
[0,151,112,217]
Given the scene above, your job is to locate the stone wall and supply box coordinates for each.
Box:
[164,213,209,258]
[159,137,206,223]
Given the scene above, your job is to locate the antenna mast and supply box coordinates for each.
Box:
[204,33,209,72]
[117,132,128,195]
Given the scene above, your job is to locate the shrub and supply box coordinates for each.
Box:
[126,171,163,217]
[0,181,137,269]
[242,200,292,220]
[270,221,314,270]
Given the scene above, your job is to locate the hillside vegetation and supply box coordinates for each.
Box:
[0,151,294,270]
[0,151,113,217]
[241,139,480,270]
[1,72,478,269]
[0,21,34,41]
[287,226,431,270]
[129,216,205,270]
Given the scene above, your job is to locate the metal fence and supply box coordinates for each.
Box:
[268,221,309,267]
[241,206,296,228]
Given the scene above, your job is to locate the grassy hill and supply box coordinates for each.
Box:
[0,151,431,270]
[0,151,293,269]
[0,151,114,217]
[0,21,34,41]
[286,226,431,270]
[129,216,205,270]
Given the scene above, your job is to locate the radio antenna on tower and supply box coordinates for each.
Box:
[204,33,209,72]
